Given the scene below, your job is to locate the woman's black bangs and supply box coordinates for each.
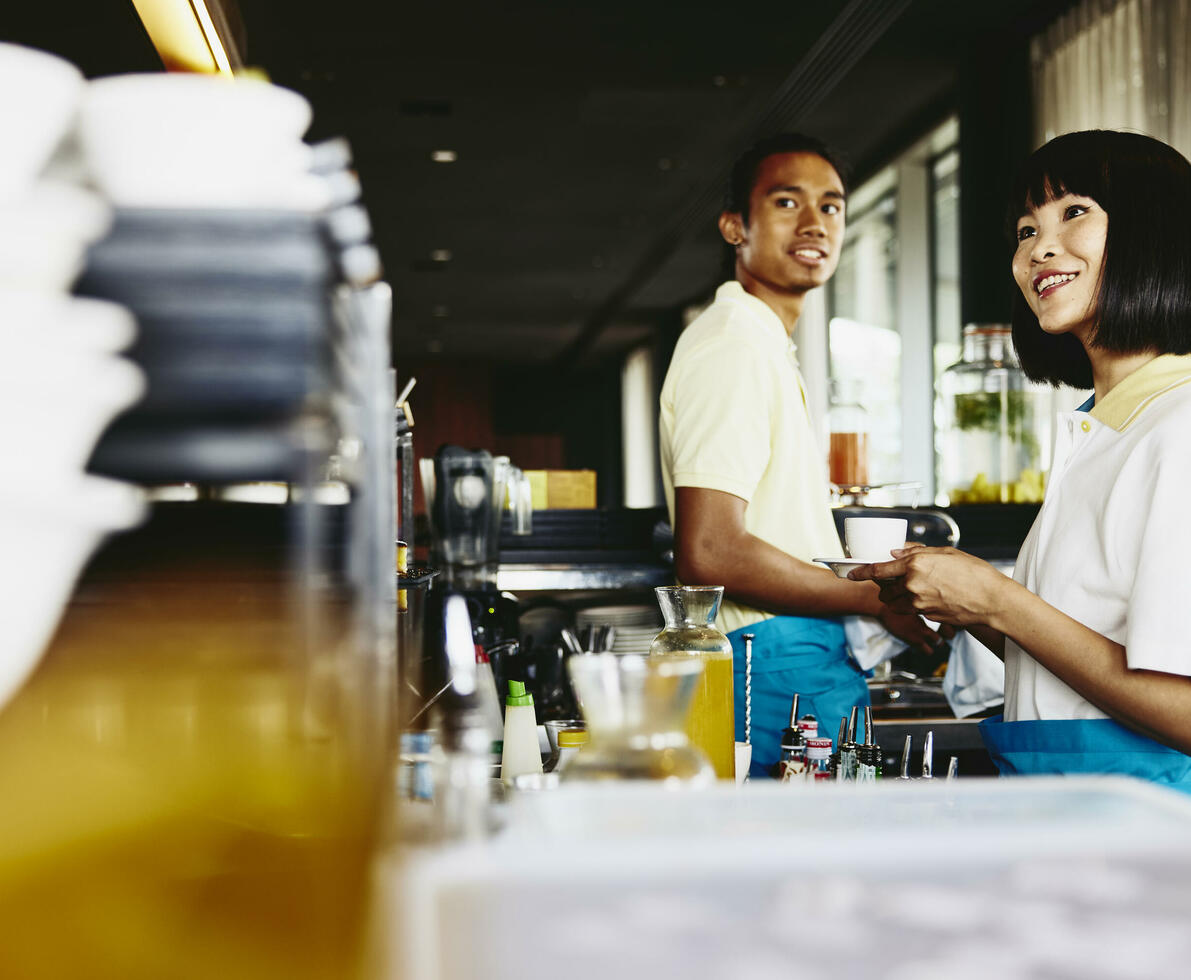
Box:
[1021,171,1070,210]
[1012,135,1110,217]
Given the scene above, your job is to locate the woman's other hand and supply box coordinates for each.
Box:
[848,545,1010,628]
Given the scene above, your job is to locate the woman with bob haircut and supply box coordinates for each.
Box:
[852,130,1191,791]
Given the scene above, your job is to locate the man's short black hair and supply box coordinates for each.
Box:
[725,133,850,224]
[1008,130,1191,389]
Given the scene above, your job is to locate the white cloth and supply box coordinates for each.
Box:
[843,615,905,672]
[943,631,1006,719]
[659,281,842,636]
[1006,354,1191,721]
[842,616,1004,719]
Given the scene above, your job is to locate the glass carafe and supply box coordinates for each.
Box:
[565,654,713,784]
[937,325,1054,504]
[650,586,735,780]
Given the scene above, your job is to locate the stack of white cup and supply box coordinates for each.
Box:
[77,71,327,211]
[0,43,146,710]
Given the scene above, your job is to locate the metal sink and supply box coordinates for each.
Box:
[867,674,952,719]
[866,673,1001,775]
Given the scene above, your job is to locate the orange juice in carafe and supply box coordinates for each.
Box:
[650,586,735,780]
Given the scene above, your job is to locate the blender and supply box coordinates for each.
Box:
[422,445,511,589]
[415,447,520,728]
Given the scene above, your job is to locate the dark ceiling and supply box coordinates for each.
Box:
[9,0,1063,368]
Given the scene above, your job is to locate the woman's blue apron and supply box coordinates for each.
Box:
[728,615,869,778]
[979,715,1191,794]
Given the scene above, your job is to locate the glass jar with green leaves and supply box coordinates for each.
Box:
[936,325,1054,505]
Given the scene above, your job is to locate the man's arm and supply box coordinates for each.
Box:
[674,486,942,653]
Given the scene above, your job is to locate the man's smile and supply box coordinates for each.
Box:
[790,244,828,266]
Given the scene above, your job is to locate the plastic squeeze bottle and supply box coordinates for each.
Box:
[500,680,543,786]
[473,645,504,749]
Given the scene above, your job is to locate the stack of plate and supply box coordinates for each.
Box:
[575,604,662,655]
[0,43,147,713]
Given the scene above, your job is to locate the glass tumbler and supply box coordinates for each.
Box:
[565,654,713,785]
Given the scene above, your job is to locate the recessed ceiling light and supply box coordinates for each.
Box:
[431,150,458,163]
[432,304,450,318]
[430,249,452,263]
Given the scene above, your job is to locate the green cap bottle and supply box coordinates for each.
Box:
[506,679,534,707]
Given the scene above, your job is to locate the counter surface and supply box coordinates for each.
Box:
[389,777,1191,980]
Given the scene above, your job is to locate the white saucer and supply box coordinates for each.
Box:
[814,557,888,579]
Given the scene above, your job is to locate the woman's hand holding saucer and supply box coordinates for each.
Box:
[848,544,1012,629]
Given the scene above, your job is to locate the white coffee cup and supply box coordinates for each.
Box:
[844,516,908,562]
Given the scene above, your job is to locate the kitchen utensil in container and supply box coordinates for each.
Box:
[650,586,735,780]
[565,654,713,785]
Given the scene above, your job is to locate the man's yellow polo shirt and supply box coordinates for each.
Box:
[659,281,844,636]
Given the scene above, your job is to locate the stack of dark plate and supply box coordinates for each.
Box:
[498,506,669,564]
[76,209,337,484]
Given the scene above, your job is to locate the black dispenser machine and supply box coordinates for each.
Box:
[418,446,520,717]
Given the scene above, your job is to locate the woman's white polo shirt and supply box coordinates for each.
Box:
[1006,354,1191,721]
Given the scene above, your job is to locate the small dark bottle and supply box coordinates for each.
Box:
[829,717,847,778]
[856,705,879,782]
[836,705,859,782]
[776,693,807,782]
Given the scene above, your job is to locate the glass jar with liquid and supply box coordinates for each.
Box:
[937,325,1054,504]
[828,379,870,488]
[650,586,735,780]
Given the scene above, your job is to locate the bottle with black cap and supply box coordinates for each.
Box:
[835,705,859,782]
[856,705,878,782]
[776,693,807,782]
[830,717,847,779]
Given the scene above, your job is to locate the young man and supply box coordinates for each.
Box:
[658,133,939,775]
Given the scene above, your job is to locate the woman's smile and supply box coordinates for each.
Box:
[1032,270,1079,298]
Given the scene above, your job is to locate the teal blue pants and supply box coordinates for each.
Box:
[728,615,869,778]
